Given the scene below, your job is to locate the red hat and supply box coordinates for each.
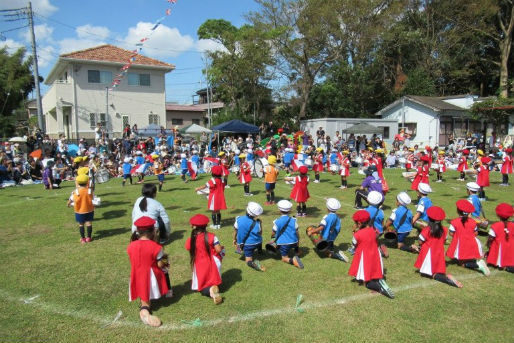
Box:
[481,156,491,164]
[506,148,513,154]
[420,155,430,162]
[427,206,445,221]
[462,149,470,155]
[495,203,514,219]
[134,216,156,231]
[299,166,308,174]
[278,128,283,133]
[189,214,210,227]
[456,199,474,214]
[211,165,223,176]
[425,145,432,151]
[352,209,370,223]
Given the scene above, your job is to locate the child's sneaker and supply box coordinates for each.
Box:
[378,279,395,299]
[296,212,302,217]
[293,256,304,269]
[333,250,349,262]
[265,201,271,205]
[80,238,86,244]
[210,224,217,230]
[165,289,174,298]
[85,237,92,243]
[248,260,266,272]
[446,274,463,288]
[477,260,490,276]
[209,285,222,304]
[225,185,230,188]
[379,244,389,258]
[347,246,355,255]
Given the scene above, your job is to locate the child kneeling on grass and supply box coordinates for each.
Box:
[446,200,490,276]
[486,203,514,272]
[233,202,266,271]
[127,216,173,327]
[67,174,94,243]
[185,214,224,304]
[384,192,419,253]
[271,200,303,269]
[414,206,463,287]
[308,198,349,262]
[348,210,395,299]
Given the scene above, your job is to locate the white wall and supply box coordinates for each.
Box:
[381,100,440,146]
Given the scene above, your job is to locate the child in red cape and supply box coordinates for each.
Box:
[195,165,227,230]
[486,203,514,272]
[286,165,310,217]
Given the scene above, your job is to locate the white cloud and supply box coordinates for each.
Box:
[122,22,194,58]
[0,39,25,52]
[0,0,58,17]
[196,39,227,53]
[36,44,55,67]
[22,23,54,44]
[57,25,111,54]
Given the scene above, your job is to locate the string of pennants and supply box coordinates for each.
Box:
[109,0,177,91]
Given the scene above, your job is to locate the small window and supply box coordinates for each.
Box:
[149,114,160,125]
[192,119,200,125]
[88,70,112,84]
[89,113,96,129]
[128,73,151,86]
[379,126,390,139]
[122,115,129,128]
[171,118,183,125]
[99,113,107,128]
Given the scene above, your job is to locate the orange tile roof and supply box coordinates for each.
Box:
[60,44,174,69]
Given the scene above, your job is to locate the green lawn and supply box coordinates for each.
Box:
[0,169,513,343]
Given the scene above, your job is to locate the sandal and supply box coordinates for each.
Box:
[139,306,161,327]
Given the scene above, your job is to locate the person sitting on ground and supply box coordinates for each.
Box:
[132,183,171,245]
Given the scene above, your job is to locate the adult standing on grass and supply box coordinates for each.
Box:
[446,200,490,276]
[128,216,171,327]
[185,214,224,304]
[348,210,395,299]
[132,183,171,245]
[414,206,463,288]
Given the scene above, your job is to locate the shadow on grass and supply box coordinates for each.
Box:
[94,227,128,240]
[169,229,186,241]
[166,205,182,211]
[183,207,201,212]
[221,268,242,292]
[99,209,127,220]
[99,200,130,207]
[153,280,194,308]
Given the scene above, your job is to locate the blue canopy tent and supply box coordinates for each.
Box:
[211,119,259,133]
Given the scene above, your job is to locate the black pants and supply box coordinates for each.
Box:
[157,217,168,241]
[503,174,509,184]
[354,189,369,208]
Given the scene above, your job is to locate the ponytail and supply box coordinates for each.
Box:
[429,220,443,238]
[189,226,209,269]
[139,183,157,212]
[457,209,468,226]
[139,197,148,212]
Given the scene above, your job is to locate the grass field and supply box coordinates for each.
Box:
[0,168,513,343]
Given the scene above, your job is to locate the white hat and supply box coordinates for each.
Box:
[192,150,198,154]
[235,149,240,154]
[466,182,480,192]
[246,202,263,217]
[326,198,341,211]
[417,183,432,194]
[180,153,186,158]
[123,157,130,163]
[367,191,383,205]
[277,200,293,212]
[136,151,143,155]
[397,192,411,206]
[247,149,253,153]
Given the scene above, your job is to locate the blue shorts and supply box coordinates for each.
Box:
[75,211,94,223]
[181,168,188,175]
[243,243,260,257]
[278,243,298,256]
[397,231,410,243]
[157,174,164,182]
[265,182,276,191]
[284,163,291,168]
[123,174,131,179]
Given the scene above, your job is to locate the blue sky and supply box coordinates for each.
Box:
[0,0,259,104]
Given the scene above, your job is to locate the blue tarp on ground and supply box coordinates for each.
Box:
[211,119,259,133]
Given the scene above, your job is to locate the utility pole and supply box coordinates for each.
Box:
[27,2,45,133]
[105,87,109,138]
[203,54,212,128]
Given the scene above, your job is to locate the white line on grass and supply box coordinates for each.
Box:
[0,271,499,331]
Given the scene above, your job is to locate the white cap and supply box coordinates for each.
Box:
[277,200,293,212]
[235,149,240,154]
[417,183,432,194]
[466,182,480,192]
[136,151,143,155]
[247,149,253,153]
[192,150,198,154]
[246,202,263,217]
[180,153,186,158]
[397,192,412,206]
[123,157,131,163]
[326,198,341,211]
[367,191,383,205]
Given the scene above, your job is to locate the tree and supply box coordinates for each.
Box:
[471,97,514,134]
[197,19,275,120]
[0,47,36,138]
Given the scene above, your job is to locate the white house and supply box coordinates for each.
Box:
[375,95,487,146]
[42,44,174,139]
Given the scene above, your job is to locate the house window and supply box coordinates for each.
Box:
[171,118,183,125]
[149,114,160,125]
[401,123,417,137]
[192,119,200,125]
[128,73,151,86]
[378,126,390,139]
[89,113,96,129]
[122,115,129,128]
[88,70,112,84]
[99,113,107,128]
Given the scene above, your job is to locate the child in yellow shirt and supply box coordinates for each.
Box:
[264,155,279,205]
